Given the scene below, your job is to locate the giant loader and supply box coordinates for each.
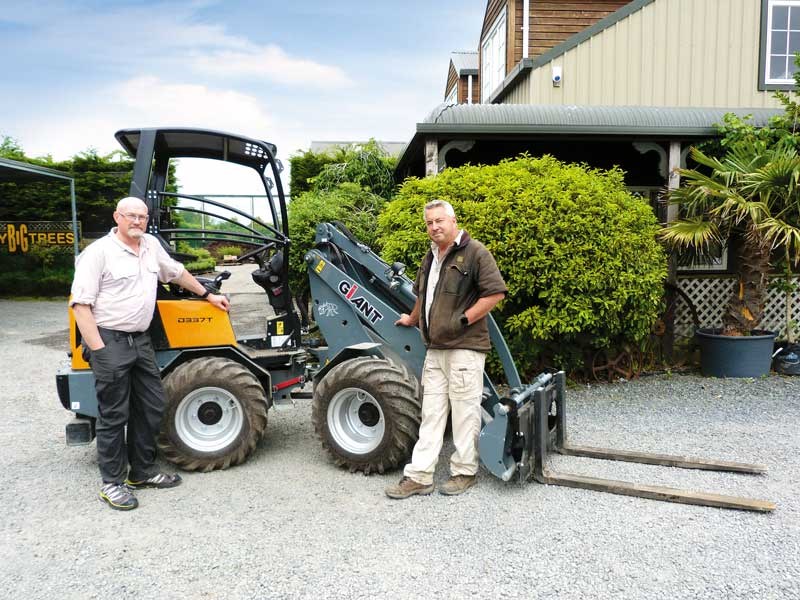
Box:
[56,127,775,512]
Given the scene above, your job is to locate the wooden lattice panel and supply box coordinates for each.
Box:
[676,276,800,338]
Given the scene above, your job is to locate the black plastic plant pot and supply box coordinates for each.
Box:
[695,328,777,378]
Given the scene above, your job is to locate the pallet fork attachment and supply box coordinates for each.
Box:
[479,372,775,513]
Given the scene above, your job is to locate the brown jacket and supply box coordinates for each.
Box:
[413,231,507,352]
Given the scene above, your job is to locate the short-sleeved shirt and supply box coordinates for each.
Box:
[70,229,185,332]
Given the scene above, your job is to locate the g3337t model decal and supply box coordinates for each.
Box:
[337,281,384,324]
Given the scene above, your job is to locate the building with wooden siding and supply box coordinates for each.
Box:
[444,52,480,104]
[404,0,800,338]
[411,0,790,184]
[493,0,789,107]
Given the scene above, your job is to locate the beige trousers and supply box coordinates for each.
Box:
[404,348,486,485]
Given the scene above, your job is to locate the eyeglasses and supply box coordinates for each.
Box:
[121,213,149,223]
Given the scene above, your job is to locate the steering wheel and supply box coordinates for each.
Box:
[238,242,275,264]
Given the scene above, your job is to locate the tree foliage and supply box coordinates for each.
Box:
[378,155,667,373]
[289,149,339,196]
[289,140,397,199]
[662,121,800,336]
[0,135,178,296]
[287,183,386,299]
[0,139,135,234]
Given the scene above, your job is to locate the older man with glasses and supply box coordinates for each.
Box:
[70,196,230,510]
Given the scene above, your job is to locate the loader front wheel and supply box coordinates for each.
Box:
[159,357,268,471]
[312,357,420,474]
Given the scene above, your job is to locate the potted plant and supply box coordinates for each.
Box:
[660,119,800,377]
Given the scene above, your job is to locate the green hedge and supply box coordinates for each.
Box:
[287,183,386,299]
[378,155,667,374]
[0,244,75,296]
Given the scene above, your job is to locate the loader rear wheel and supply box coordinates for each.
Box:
[158,357,268,472]
[312,357,421,475]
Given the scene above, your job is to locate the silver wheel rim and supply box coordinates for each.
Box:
[175,386,244,453]
[327,387,385,454]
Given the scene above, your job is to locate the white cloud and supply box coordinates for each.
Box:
[191,44,352,87]
[112,76,274,133]
[10,76,279,160]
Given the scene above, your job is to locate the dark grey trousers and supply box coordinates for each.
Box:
[86,328,165,484]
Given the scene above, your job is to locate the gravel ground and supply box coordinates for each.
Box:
[1,284,799,599]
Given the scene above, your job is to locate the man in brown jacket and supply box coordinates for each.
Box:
[386,199,507,499]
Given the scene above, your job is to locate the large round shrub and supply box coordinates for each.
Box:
[378,155,667,375]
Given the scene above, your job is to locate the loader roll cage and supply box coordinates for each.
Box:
[115,127,295,322]
[115,126,290,257]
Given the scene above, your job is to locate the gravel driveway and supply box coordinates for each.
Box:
[2,279,799,599]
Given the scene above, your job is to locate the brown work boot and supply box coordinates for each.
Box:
[439,475,477,496]
[385,476,434,499]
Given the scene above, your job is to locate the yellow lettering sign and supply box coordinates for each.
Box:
[0,221,78,253]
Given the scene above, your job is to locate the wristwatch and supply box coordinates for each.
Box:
[460,314,469,327]
[200,289,211,299]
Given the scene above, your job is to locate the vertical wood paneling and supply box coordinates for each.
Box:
[500,0,782,109]
[529,0,629,55]
[445,63,458,99]
[508,0,518,79]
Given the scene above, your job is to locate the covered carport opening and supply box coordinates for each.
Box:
[0,157,79,256]
[395,104,783,193]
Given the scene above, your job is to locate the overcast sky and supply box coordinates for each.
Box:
[0,0,485,195]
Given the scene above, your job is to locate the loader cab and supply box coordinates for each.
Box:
[114,127,300,344]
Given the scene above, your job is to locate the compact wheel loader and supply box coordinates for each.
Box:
[56,127,774,511]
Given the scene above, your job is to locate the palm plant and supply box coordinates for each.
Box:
[660,137,800,336]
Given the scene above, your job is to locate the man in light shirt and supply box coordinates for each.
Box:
[71,196,230,510]
[386,199,506,499]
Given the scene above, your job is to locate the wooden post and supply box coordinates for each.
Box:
[667,141,681,223]
[425,138,438,177]
[664,141,682,362]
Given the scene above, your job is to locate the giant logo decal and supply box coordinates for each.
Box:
[338,281,384,324]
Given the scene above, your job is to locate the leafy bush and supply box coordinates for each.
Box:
[287,183,386,298]
[378,155,667,375]
[312,141,397,199]
[0,244,75,296]
[205,243,244,259]
[289,149,339,196]
[177,243,216,274]
[289,140,397,199]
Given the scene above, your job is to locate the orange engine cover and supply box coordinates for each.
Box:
[156,300,237,348]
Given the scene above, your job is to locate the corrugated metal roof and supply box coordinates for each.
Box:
[419,103,783,135]
[449,51,478,75]
[0,157,74,183]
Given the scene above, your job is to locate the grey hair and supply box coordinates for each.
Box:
[424,199,455,217]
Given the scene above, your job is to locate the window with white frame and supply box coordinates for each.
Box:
[445,84,458,105]
[763,0,800,87]
[481,8,506,101]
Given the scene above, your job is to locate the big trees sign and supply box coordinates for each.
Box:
[0,221,79,253]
